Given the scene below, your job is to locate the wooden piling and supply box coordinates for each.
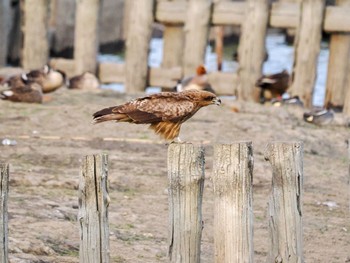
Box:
[125,0,154,93]
[183,0,212,77]
[161,0,185,73]
[290,0,325,108]
[324,0,350,109]
[0,164,9,263]
[0,0,10,66]
[213,142,254,263]
[237,0,269,101]
[167,143,205,263]
[79,154,110,263]
[344,63,350,116]
[265,142,303,263]
[21,0,49,69]
[74,0,100,75]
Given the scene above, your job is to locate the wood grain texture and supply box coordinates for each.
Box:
[237,0,269,101]
[324,0,350,108]
[290,0,325,107]
[74,0,100,75]
[0,164,9,263]
[0,0,10,66]
[324,6,350,33]
[213,142,254,263]
[265,142,303,263]
[79,154,110,263]
[21,0,49,69]
[344,60,350,116]
[125,0,154,93]
[183,0,212,76]
[167,143,205,263]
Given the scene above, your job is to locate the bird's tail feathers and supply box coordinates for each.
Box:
[92,107,130,124]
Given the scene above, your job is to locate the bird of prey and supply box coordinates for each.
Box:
[92,90,221,141]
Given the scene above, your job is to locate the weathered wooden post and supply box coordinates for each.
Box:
[183,0,212,77]
[0,0,10,66]
[213,142,254,263]
[168,143,205,263]
[161,0,185,71]
[21,0,49,69]
[290,0,325,108]
[0,163,9,263]
[125,0,154,93]
[237,0,269,101]
[344,61,350,116]
[79,154,110,263]
[324,0,350,109]
[74,0,100,75]
[265,142,303,263]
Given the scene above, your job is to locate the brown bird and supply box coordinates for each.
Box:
[68,72,99,90]
[92,90,221,141]
[0,80,43,103]
[255,70,290,103]
[174,65,216,94]
[25,65,66,93]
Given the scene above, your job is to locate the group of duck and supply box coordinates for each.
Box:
[177,65,334,126]
[0,63,333,125]
[0,65,99,103]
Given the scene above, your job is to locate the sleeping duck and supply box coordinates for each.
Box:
[24,65,66,93]
[303,108,334,125]
[68,72,99,90]
[174,65,216,94]
[256,69,290,103]
[0,80,43,103]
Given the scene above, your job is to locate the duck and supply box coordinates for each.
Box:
[174,65,216,94]
[255,70,290,103]
[24,65,66,93]
[0,79,43,103]
[303,108,334,125]
[68,72,100,90]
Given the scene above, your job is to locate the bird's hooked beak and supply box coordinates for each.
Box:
[213,97,221,106]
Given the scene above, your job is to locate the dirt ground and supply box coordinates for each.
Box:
[0,87,349,263]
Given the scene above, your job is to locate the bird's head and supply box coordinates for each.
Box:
[194,90,221,107]
[196,65,207,76]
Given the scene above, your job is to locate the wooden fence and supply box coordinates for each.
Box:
[0,142,309,262]
[2,0,349,112]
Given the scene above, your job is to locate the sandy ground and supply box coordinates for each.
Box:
[0,87,349,263]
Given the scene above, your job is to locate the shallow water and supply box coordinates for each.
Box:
[99,33,328,106]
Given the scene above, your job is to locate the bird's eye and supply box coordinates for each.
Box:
[205,96,214,101]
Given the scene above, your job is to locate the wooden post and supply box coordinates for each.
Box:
[0,0,10,66]
[324,0,350,109]
[214,26,224,71]
[125,0,154,93]
[21,0,49,69]
[74,0,100,75]
[0,164,9,263]
[167,143,205,263]
[265,142,303,263]
[213,142,254,263]
[79,154,110,263]
[290,0,325,108]
[344,59,350,116]
[237,0,269,101]
[183,0,212,77]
